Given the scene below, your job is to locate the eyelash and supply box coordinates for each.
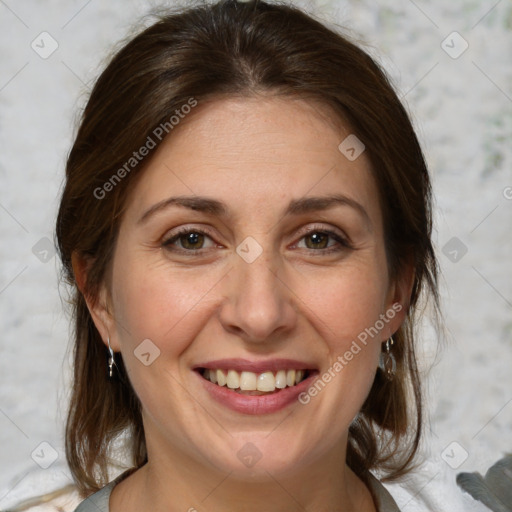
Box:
[161,225,352,256]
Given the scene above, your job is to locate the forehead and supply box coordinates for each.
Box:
[123,95,380,227]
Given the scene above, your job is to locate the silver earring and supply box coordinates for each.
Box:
[107,336,114,378]
[379,336,396,379]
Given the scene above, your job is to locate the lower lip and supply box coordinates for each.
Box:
[195,370,318,415]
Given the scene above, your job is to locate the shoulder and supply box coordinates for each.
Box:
[71,481,116,512]
[1,465,134,512]
[70,467,137,512]
[379,460,492,512]
[7,484,111,512]
[0,465,82,512]
[3,485,82,512]
[367,473,402,512]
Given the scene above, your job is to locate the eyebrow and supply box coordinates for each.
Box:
[137,193,371,227]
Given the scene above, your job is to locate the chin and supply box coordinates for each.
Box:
[204,433,316,481]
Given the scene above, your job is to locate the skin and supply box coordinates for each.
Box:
[77,95,412,512]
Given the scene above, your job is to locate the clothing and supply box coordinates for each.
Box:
[72,469,401,511]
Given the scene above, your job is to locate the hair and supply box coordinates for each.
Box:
[56,0,439,497]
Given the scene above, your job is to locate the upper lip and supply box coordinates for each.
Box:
[193,358,317,374]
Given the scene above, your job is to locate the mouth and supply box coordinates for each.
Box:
[196,367,313,396]
[192,358,319,414]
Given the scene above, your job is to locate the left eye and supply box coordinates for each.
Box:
[294,230,347,252]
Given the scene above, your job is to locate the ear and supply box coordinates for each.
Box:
[383,260,415,338]
[71,251,119,351]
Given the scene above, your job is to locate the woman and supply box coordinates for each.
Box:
[56,1,439,510]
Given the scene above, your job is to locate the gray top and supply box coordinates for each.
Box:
[73,470,400,511]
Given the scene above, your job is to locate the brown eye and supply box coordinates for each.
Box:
[304,232,330,249]
[178,232,205,250]
[295,229,349,253]
[162,229,216,252]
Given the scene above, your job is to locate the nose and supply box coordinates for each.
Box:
[218,248,298,344]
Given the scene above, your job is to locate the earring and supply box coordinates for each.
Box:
[107,336,114,378]
[379,336,396,379]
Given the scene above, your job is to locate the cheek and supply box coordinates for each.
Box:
[109,257,217,414]
[295,267,387,426]
[111,254,222,354]
[304,262,389,343]
[296,260,388,403]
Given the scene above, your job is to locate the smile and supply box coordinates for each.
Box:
[198,368,310,395]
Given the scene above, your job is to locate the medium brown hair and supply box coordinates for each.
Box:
[56,0,439,496]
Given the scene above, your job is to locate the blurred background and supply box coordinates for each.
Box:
[1,0,511,510]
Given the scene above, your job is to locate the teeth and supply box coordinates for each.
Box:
[204,368,309,392]
[275,369,287,389]
[216,369,226,387]
[257,372,275,392]
[226,370,240,389]
[240,371,257,391]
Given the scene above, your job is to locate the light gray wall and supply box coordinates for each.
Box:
[0,0,511,507]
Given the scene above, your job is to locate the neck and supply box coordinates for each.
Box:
[111,437,376,512]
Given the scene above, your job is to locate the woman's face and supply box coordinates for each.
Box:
[93,96,407,479]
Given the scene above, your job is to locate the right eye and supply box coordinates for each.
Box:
[162,228,218,253]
